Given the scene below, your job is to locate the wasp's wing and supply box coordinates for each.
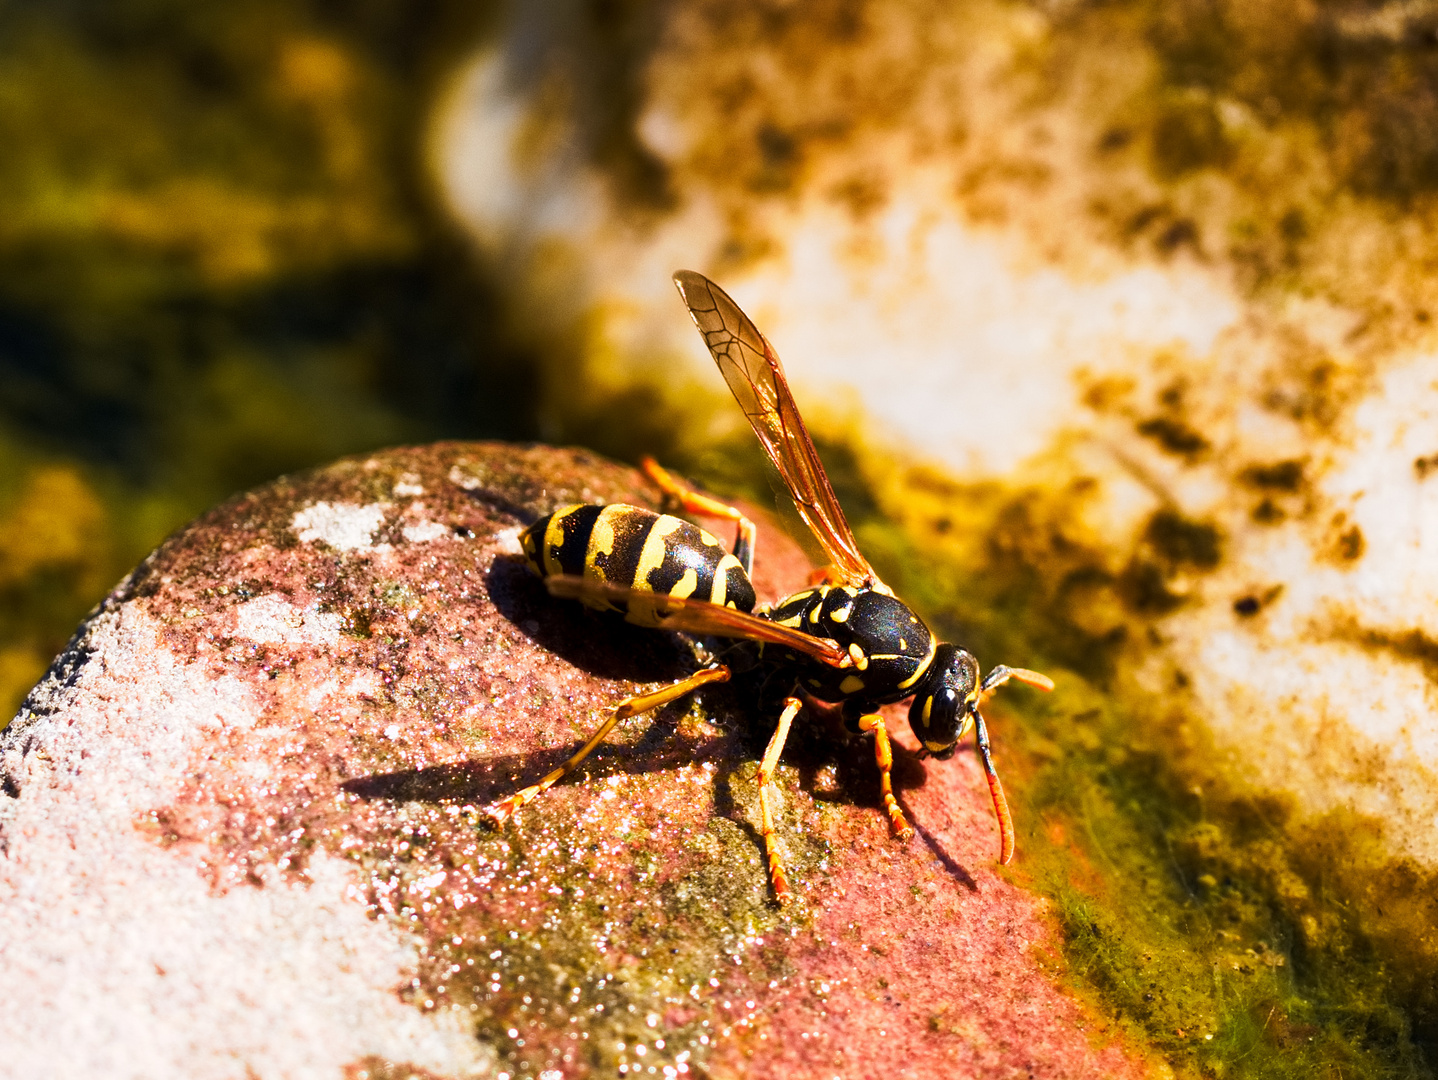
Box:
[672,270,885,591]
[545,576,849,667]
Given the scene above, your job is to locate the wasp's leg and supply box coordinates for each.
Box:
[640,456,756,575]
[486,665,731,824]
[856,713,915,841]
[756,696,803,904]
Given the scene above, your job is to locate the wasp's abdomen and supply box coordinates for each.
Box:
[520,504,756,623]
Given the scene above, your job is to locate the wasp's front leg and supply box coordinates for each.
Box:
[856,713,914,841]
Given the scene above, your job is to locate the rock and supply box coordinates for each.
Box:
[0,442,1146,1079]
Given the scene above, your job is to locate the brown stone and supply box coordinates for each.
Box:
[0,442,1147,1079]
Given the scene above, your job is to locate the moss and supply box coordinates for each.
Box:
[7,4,1438,1074]
[335,750,820,1079]
[1232,585,1283,618]
[1150,96,1233,179]
[1028,676,1428,1074]
[1144,509,1223,569]
[1240,461,1305,493]
[1003,0,1438,318]
[1330,619,1438,687]
[1250,499,1285,526]
[1137,416,1211,459]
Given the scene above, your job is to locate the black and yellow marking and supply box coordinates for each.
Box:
[521,504,756,628]
[511,480,1045,900]
[764,584,937,706]
[497,270,1056,903]
[641,456,756,575]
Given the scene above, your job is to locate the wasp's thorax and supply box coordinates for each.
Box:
[908,644,981,758]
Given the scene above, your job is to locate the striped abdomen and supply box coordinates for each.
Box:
[520,504,756,626]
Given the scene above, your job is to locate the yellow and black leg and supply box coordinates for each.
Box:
[857,713,915,841]
[485,665,731,824]
[756,695,803,904]
[641,456,756,575]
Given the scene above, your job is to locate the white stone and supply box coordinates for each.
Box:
[0,597,494,1080]
[291,502,387,551]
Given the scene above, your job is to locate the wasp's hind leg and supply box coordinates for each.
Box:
[640,456,756,575]
[856,713,915,841]
[486,665,731,824]
[805,565,846,587]
[755,696,803,904]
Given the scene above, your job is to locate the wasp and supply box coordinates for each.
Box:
[488,270,1052,902]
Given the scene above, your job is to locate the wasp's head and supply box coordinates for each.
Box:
[908,650,1052,865]
[907,644,981,758]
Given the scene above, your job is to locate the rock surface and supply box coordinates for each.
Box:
[0,442,1147,1080]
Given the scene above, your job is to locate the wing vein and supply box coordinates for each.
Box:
[673,270,884,590]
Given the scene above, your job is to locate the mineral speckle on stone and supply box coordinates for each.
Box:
[291,499,389,551]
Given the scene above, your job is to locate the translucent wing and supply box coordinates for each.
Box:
[673,270,886,592]
[545,576,849,667]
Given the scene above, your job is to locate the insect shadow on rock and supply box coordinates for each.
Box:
[486,270,1054,904]
[484,554,696,684]
[342,699,731,809]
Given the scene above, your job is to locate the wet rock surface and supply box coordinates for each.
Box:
[0,442,1147,1079]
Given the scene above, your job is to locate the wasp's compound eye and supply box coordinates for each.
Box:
[910,683,961,756]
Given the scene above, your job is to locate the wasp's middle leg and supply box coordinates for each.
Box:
[856,713,915,841]
[486,665,731,824]
[756,696,804,904]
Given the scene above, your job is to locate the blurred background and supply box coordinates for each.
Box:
[0,1,541,715]
[9,0,1438,1073]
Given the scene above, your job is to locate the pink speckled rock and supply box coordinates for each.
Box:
[0,442,1149,1080]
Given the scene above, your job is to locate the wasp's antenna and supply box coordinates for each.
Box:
[973,708,1015,865]
[972,663,1052,864]
[980,664,1055,702]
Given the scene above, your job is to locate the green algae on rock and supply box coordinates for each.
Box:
[848,455,1438,1080]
